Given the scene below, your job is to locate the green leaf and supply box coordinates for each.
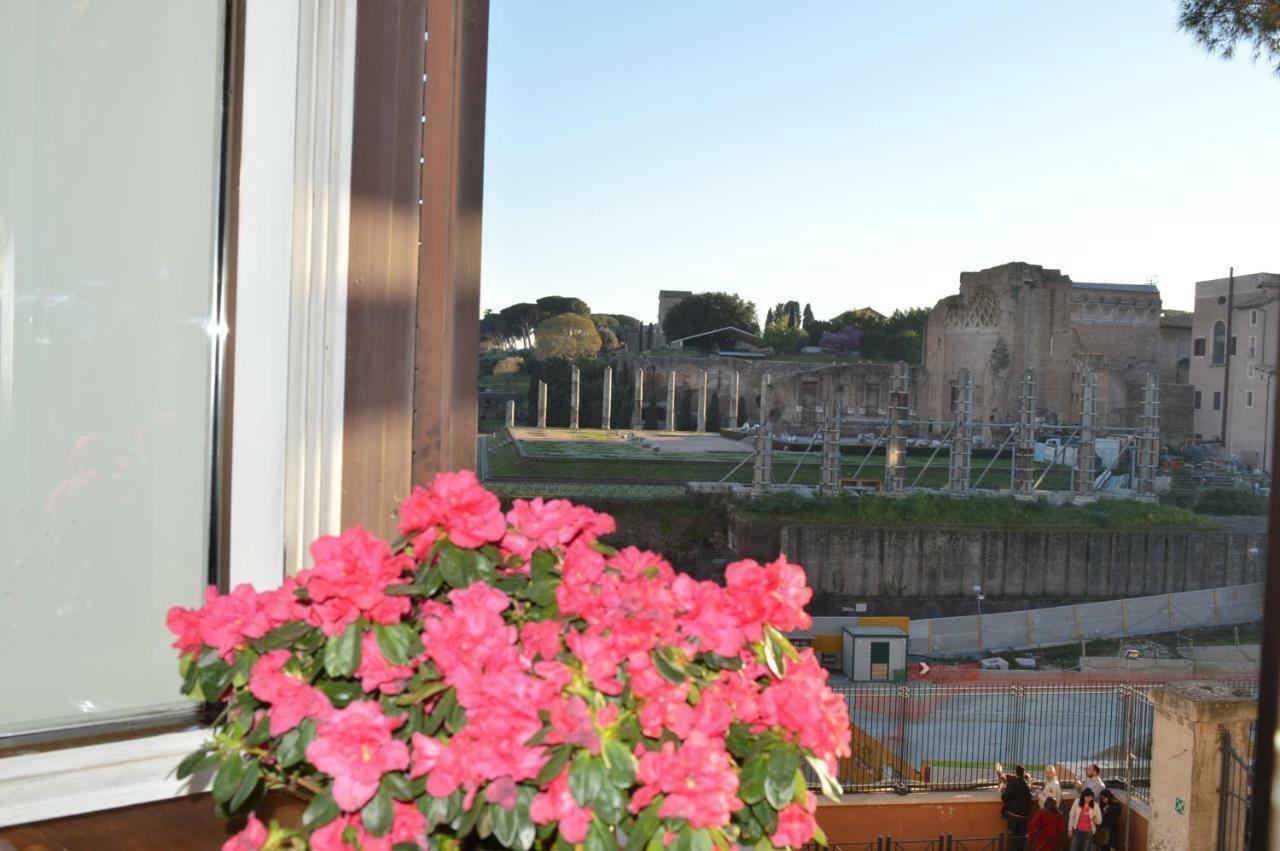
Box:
[303,789,341,830]
[211,754,244,804]
[764,625,801,662]
[583,818,614,851]
[603,739,636,788]
[452,797,485,837]
[175,747,210,780]
[690,829,712,851]
[277,719,317,768]
[805,754,843,802]
[765,746,800,809]
[363,785,395,837]
[739,756,768,804]
[323,621,363,678]
[651,648,687,685]
[593,780,627,825]
[524,578,559,607]
[423,687,457,736]
[375,623,417,667]
[700,652,744,672]
[624,802,661,851]
[569,752,606,807]
[256,621,312,651]
[381,772,416,802]
[438,545,494,589]
[489,795,522,849]
[530,550,557,581]
[535,745,573,786]
[762,634,784,678]
[669,826,695,851]
[229,758,261,812]
[315,679,364,708]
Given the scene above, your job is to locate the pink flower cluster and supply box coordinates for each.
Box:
[169,471,851,851]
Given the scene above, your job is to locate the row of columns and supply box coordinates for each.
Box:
[526,367,743,433]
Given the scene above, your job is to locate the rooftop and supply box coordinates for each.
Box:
[1071,282,1159,294]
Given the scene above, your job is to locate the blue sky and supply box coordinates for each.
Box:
[481,1,1280,323]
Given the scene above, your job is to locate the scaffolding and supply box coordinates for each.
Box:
[751,374,774,497]
[949,369,973,496]
[1136,372,1160,496]
[1075,368,1098,497]
[819,382,843,497]
[569,365,580,430]
[1013,369,1037,495]
[884,362,910,493]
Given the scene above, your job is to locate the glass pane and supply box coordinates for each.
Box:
[0,0,224,736]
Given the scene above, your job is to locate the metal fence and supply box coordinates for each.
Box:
[813,838,1015,851]
[909,584,1264,658]
[817,680,1257,797]
[1217,724,1255,851]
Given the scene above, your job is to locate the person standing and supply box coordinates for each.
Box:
[1068,788,1102,850]
[1027,797,1067,851]
[1038,764,1063,810]
[1002,764,1034,850]
[1074,763,1106,799]
[1096,789,1121,850]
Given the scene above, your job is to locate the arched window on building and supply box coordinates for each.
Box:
[1212,320,1227,365]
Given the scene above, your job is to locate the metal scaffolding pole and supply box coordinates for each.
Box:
[1076,368,1098,497]
[1136,373,1160,496]
[601,366,613,430]
[949,368,974,496]
[751,374,773,497]
[729,371,740,426]
[632,369,645,430]
[1014,369,1037,495]
[537,380,547,428]
[884,361,910,493]
[819,383,842,496]
[569,365,580,430]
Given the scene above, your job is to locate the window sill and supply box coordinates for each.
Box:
[0,728,212,828]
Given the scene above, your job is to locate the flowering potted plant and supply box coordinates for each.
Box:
[168,472,851,851]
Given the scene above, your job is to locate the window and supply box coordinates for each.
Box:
[1252,310,1258,326]
[1212,321,1227,365]
[1194,390,1202,409]
[1247,391,1254,407]
[1250,336,1256,359]
[870,641,890,681]
[865,382,880,412]
[1248,363,1256,378]
[949,384,960,414]
[1230,336,1237,356]
[1214,391,1222,410]
[1194,337,1206,356]
[0,0,226,737]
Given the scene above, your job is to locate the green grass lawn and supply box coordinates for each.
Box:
[736,492,1218,529]
[487,442,1076,489]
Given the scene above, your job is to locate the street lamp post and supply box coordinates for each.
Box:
[973,585,985,653]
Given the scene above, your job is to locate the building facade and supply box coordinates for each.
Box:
[920,262,1190,441]
[1189,272,1280,471]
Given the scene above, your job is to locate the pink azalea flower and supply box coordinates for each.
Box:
[166,604,203,655]
[529,767,593,843]
[398,470,506,550]
[757,651,852,762]
[298,527,412,636]
[305,701,410,812]
[169,584,273,661]
[772,799,819,848]
[630,732,743,829]
[221,813,268,851]
[519,620,562,662]
[355,631,416,695]
[725,556,813,640]
[672,575,746,658]
[248,650,332,736]
[502,498,615,560]
[309,814,393,851]
[390,801,429,846]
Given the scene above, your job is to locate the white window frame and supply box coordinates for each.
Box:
[1247,391,1254,408]
[0,0,357,827]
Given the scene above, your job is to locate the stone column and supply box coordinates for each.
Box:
[729,371,740,426]
[666,370,676,432]
[884,362,909,493]
[632,369,645,430]
[537,381,547,428]
[697,370,708,433]
[475,435,489,480]
[1014,369,1037,495]
[601,366,613,430]
[569,365,580,430]
[1147,682,1257,851]
[752,374,773,497]
[504,400,515,429]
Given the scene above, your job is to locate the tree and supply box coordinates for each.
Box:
[805,319,833,346]
[663,292,760,351]
[534,313,602,360]
[766,300,801,330]
[1179,0,1280,74]
[802,303,815,328]
[498,302,540,349]
[819,325,863,353]
[763,325,807,354]
[765,308,775,328]
[535,296,591,322]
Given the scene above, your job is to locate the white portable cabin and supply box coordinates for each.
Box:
[842,625,908,682]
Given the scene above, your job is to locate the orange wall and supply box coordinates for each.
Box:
[817,797,1006,843]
